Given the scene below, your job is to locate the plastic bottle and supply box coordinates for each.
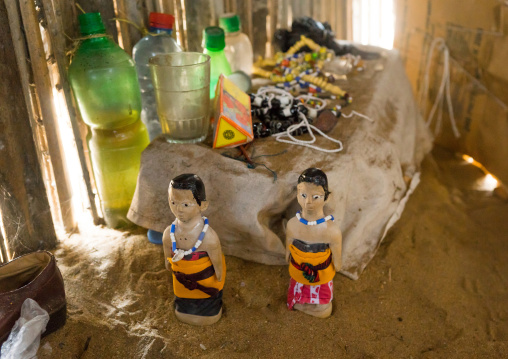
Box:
[219,13,253,76]
[203,26,232,98]
[132,12,181,141]
[68,12,150,228]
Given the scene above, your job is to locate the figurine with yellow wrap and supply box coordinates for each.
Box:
[286,168,342,318]
[162,174,226,326]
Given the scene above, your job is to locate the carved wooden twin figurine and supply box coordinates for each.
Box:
[162,174,226,326]
[162,168,342,325]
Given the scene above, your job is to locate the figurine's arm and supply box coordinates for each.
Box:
[205,230,224,282]
[162,227,173,271]
[329,225,342,272]
[285,220,296,263]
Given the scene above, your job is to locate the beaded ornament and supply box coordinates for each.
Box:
[252,35,351,101]
[250,86,345,152]
[296,211,334,226]
[170,217,209,262]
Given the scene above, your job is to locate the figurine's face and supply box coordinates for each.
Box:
[168,187,205,223]
[297,182,326,213]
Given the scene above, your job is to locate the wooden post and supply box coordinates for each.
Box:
[113,0,133,53]
[333,0,348,40]
[40,0,102,225]
[243,0,253,41]
[6,1,63,229]
[184,0,214,51]
[120,0,146,51]
[251,0,269,58]
[156,0,176,19]
[345,0,353,41]
[0,0,57,257]
[146,0,156,14]
[0,227,8,263]
[173,0,188,50]
[17,0,77,233]
[276,0,290,30]
[266,0,277,57]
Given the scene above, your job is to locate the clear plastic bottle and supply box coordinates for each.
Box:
[219,13,253,76]
[203,26,232,98]
[132,12,181,141]
[68,13,149,228]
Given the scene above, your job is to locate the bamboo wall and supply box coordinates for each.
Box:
[1,0,57,261]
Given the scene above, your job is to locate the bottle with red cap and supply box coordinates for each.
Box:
[133,12,182,140]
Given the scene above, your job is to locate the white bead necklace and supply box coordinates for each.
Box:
[170,217,209,262]
[296,211,334,226]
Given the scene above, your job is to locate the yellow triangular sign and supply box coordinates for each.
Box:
[214,117,247,148]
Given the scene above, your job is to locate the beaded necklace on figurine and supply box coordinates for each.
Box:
[296,211,334,226]
[170,217,209,262]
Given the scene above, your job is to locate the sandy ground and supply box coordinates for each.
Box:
[36,146,508,358]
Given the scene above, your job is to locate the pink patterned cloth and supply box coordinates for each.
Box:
[287,278,333,310]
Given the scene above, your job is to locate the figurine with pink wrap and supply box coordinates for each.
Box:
[286,168,342,318]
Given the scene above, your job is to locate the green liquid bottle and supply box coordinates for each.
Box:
[203,26,232,99]
[68,13,149,228]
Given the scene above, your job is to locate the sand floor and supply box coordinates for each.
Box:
[36,146,508,358]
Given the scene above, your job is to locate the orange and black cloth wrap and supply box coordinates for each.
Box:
[170,253,226,299]
[289,243,335,285]
[170,252,226,317]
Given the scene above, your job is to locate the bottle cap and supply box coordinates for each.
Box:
[204,26,226,51]
[149,12,174,29]
[78,13,106,36]
[219,13,240,33]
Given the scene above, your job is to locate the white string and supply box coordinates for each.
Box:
[418,37,460,138]
[272,112,344,153]
[342,110,374,122]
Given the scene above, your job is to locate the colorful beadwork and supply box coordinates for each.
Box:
[170,217,209,262]
[296,211,334,226]
[252,35,348,99]
[249,86,342,138]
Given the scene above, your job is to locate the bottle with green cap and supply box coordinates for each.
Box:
[203,26,232,98]
[68,12,149,228]
[219,13,253,76]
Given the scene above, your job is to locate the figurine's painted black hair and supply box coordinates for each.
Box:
[170,174,206,205]
[298,168,331,200]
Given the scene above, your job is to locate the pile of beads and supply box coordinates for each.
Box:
[252,35,350,101]
[250,87,340,138]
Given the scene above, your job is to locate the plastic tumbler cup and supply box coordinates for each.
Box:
[149,53,211,143]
